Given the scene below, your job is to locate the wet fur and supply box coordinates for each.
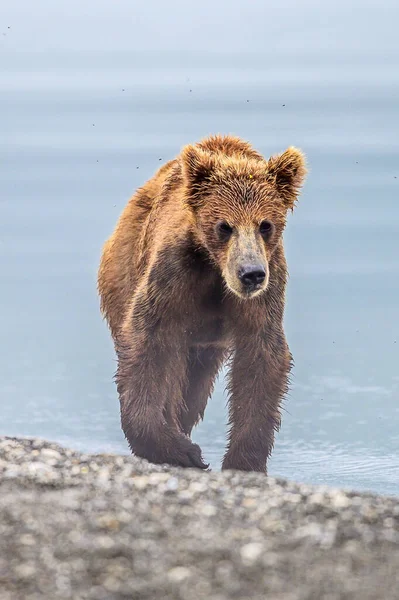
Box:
[98,134,307,472]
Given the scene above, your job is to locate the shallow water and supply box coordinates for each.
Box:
[2,0,399,495]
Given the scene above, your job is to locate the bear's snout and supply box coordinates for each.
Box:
[238,265,266,291]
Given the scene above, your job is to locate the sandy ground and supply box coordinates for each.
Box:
[0,436,398,599]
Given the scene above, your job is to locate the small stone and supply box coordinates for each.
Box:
[330,492,350,509]
[3,467,21,479]
[68,531,83,544]
[97,536,115,549]
[240,543,263,564]
[40,448,62,460]
[166,477,179,491]
[167,566,192,582]
[19,534,36,546]
[177,490,193,504]
[188,481,208,494]
[27,462,51,475]
[97,469,111,483]
[308,493,326,506]
[241,498,256,508]
[148,472,170,484]
[103,576,121,592]
[288,493,302,504]
[14,563,36,579]
[201,504,217,517]
[132,476,149,490]
[97,515,121,531]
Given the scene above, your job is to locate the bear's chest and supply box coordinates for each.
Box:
[189,316,228,347]
[189,280,231,347]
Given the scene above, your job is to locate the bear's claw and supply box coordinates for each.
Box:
[169,435,208,470]
[131,431,208,470]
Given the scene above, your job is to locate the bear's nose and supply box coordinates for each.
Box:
[238,266,266,288]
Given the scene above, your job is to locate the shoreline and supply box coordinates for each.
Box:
[1,436,398,599]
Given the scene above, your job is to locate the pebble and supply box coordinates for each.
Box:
[14,563,36,579]
[166,476,179,491]
[240,542,264,564]
[168,566,192,582]
[40,448,62,460]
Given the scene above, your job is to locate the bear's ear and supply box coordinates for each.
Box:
[181,145,216,207]
[267,147,307,210]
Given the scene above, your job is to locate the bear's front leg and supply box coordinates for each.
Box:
[115,289,208,470]
[222,329,292,473]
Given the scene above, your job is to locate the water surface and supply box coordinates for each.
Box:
[1,0,399,495]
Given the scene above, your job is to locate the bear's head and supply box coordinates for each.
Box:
[181,141,307,299]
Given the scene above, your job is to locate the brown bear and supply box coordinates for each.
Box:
[98,134,307,472]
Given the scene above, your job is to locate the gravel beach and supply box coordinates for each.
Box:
[0,436,398,599]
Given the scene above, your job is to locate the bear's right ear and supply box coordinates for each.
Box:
[181,145,216,207]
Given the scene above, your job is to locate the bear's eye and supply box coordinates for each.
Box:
[259,220,273,238]
[216,221,233,240]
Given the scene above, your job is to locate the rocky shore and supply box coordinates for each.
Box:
[0,436,398,599]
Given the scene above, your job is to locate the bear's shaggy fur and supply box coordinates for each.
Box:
[98,134,307,472]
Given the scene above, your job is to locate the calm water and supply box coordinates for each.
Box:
[2,0,399,495]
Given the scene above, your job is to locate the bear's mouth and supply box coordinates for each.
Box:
[243,282,266,295]
[225,279,269,300]
[238,284,267,299]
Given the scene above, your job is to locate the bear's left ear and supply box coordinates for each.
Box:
[180,145,216,208]
[267,147,307,210]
